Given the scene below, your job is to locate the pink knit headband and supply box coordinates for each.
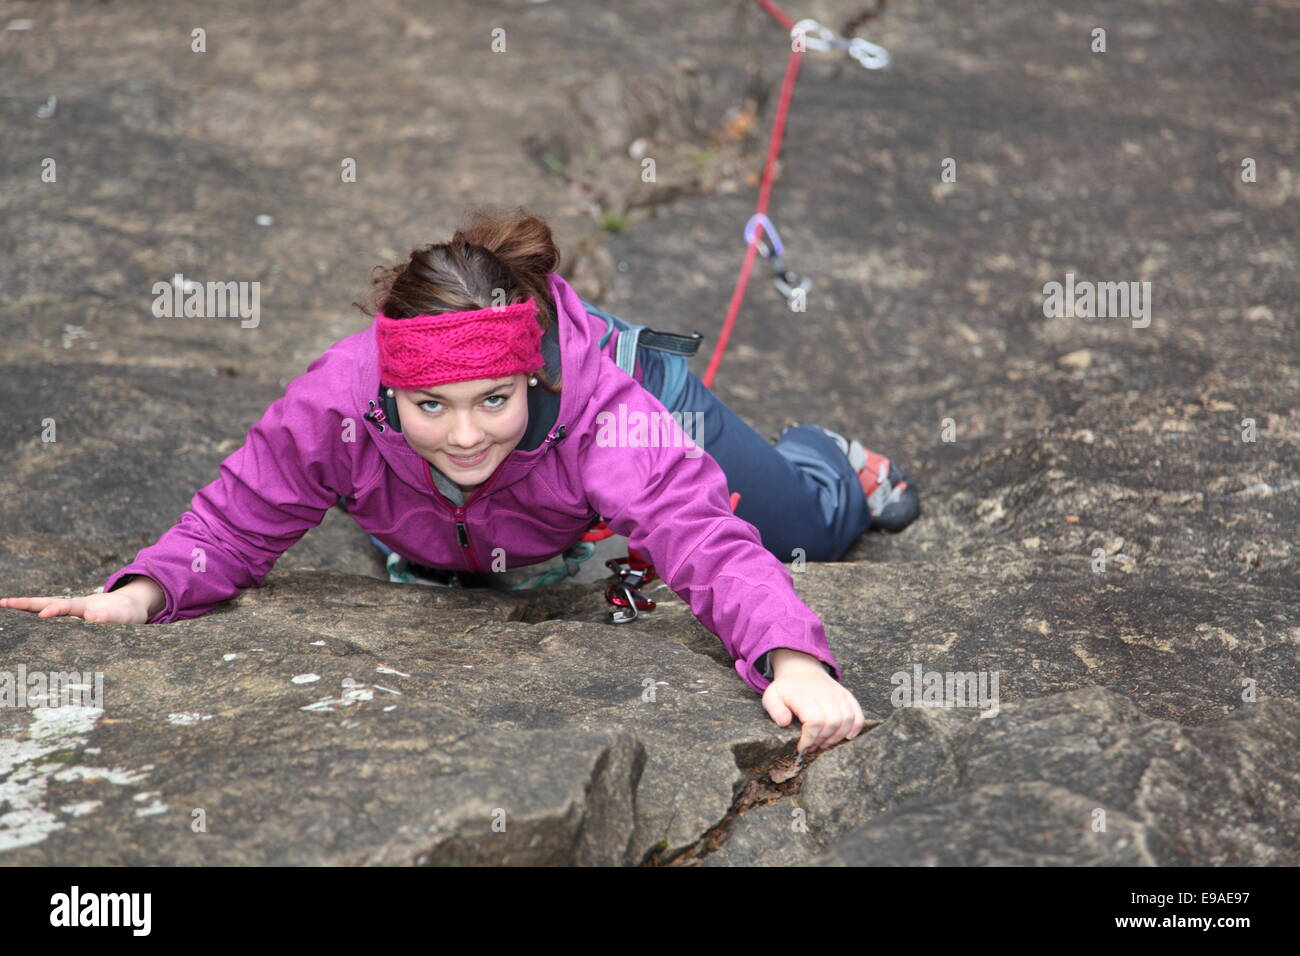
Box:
[374,298,544,390]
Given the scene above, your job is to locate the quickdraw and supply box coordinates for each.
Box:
[744,212,810,311]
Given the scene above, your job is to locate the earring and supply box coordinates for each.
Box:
[385,387,394,397]
[529,376,538,387]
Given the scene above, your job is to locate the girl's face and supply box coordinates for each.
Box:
[392,374,530,493]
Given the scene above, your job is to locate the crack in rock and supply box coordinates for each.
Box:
[643,722,884,866]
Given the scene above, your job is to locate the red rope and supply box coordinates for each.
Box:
[701,0,803,390]
[751,0,795,31]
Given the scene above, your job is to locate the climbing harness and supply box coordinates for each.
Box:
[582,300,752,622]
[587,299,703,410]
[504,299,751,624]
[508,298,716,621]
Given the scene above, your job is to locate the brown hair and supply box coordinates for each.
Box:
[352,204,563,393]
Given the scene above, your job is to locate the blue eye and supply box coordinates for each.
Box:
[418,394,508,414]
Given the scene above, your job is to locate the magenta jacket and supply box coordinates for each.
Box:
[102,271,842,694]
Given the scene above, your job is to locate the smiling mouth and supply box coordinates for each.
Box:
[446,448,490,466]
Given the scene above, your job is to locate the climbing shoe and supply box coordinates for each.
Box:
[788,424,921,533]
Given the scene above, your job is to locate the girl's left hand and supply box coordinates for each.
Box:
[761,654,866,755]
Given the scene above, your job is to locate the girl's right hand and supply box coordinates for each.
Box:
[1,578,163,625]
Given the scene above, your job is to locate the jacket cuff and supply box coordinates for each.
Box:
[754,648,839,683]
[103,565,174,625]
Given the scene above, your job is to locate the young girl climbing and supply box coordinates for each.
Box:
[1,207,919,756]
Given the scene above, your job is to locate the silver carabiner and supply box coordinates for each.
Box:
[608,586,640,624]
[744,212,784,258]
[791,18,836,52]
[848,36,891,70]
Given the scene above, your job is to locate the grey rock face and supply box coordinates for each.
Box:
[2,0,1296,865]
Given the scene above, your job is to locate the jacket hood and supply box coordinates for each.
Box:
[346,271,599,499]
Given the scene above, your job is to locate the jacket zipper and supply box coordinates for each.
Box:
[424,423,568,574]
